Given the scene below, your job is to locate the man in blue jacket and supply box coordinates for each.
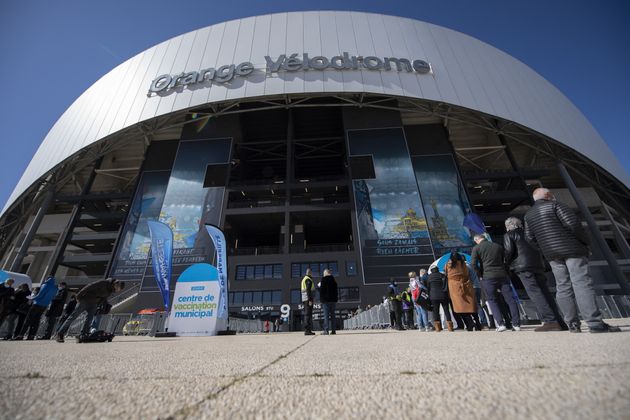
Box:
[16,275,57,340]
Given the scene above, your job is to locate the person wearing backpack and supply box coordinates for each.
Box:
[409,271,429,331]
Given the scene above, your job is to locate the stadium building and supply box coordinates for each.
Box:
[2,11,630,327]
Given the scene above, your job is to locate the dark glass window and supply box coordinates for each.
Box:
[264,265,273,279]
[272,290,282,305]
[291,261,339,278]
[346,261,357,276]
[338,287,360,302]
[246,266,255,280]
[252,291,262,304]
[254,265,265,280]
[233,292,243,304]
[243,292,253,304]
[290,289,301,304]
[273,264,283,279]
[236,266,247,280]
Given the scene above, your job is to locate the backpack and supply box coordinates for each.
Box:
[415,288,433,311]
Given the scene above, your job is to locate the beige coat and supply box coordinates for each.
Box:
[445,260,476,313]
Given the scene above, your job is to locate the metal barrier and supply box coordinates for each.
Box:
[344,303,392,330]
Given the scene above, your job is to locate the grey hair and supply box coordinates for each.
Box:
[505,217,523,231]
[532,187,551,201]
[473,234,486,241]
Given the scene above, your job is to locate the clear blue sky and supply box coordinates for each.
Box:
[1,0,629,210]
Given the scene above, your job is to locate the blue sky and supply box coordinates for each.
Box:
[1,0,629,210]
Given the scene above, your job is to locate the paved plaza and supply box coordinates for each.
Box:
[1,320,629,420]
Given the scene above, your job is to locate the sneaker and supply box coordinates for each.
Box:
[330,331,336,335]
[320,331,329,335]
[25,336,34,341]
[589,323,621,333]
[512,326,521,332]
[569,322,582,333]
[496,325,507,332]
[55,334,65,343]
[304,331,315,336]
[534,322,562,332]
[424,327,430,332]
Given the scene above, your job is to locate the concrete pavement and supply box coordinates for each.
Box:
[1,320,629,419]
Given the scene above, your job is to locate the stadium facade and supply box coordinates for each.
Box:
[2,11,630,326]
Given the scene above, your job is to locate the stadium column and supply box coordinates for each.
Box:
[9,189,55,272]
[557,161,630,294]
[283,109,293,255]
[496,127,534,206]
[43,158,103,280]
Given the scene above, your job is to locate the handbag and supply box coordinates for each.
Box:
[415,289,433,312]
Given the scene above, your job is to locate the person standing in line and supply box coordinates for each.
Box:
[17,275,57,340]
[504,217,567,332]
[471,234,521,332]
[445,252,481,331]
[409,271,429,331]
[426,267,452,332]
[40,282,68,339]
[386,279,398,328]
[56,294,77,330]
[401,287,415,329]
[300,269,315,336]
[55,278,125,342]
[2,283,30,340]
[0,278,15,331]
[524,188,620,333]
[467,262,490,329]
[319,269,338,335]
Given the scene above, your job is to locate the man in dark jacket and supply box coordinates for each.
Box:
[57,295,77,329]
[471,234,521,332]
[55,278,124,342]
[504,218,566,332]
[2,283,30,340]
[40,282,68,339]
[0,278,15,329]
[524,188,619,333]
[426,267,451,331]
[319,269,338,335]
[300,269,315,336]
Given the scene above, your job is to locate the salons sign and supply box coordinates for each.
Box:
[148,52,432,94]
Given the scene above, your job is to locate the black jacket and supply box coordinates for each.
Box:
[47,287,68,318]
[77,280,116,305]
[504,228,545,273]
[524,199,589,260]
[319,275,338,303]
[426,272,448,301]
[8,289,30,314]
[0,284,14,314]
[471,239,507,279]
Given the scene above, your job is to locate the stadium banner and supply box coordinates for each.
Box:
[147,220,173,311]
[204,224,228,320]
[347,128,435,284]
[168,263,221,336]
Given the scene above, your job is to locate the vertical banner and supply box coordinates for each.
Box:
[205,224,228,320]
[147,221,174,311]
[411,155,475,254]
[348,128,435,284]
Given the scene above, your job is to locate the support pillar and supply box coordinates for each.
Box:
[9,189,55,272]
[557,161,630,294]
[44,158,102,279]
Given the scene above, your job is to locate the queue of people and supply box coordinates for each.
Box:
[374,187,621,334]
[0,276,124,341]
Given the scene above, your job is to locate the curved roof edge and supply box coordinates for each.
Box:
[4,11,629,215]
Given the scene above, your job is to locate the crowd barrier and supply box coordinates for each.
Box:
[343,295,630,330]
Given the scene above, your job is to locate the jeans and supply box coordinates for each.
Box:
[57,301,98,337]
[414,304,428,328]
[481,277,521,327]
[302,302,313,332]
[322,302,336,333]
[549,257,603,328]
[1,313,18,338]
[19,305,47,338]
[516,271,560,323]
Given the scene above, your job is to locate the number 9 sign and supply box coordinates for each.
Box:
[280,304,291,320]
